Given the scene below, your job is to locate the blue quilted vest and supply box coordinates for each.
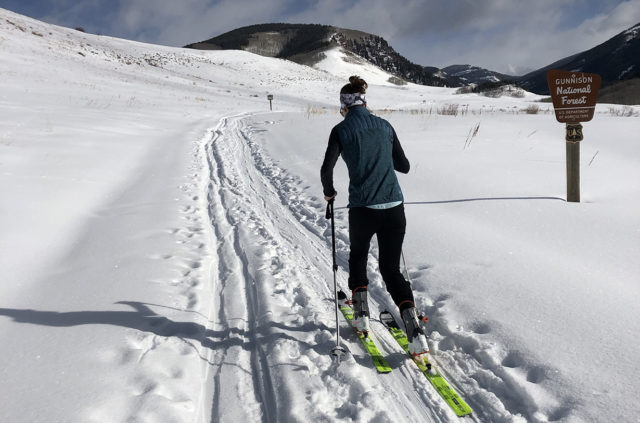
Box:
[334,107,404,208]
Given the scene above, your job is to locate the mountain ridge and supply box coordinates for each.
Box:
[186,22,640,102]
[518,22,639,94]
[185,23,458,87]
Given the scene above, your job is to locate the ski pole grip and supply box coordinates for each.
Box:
[325,199,334,219]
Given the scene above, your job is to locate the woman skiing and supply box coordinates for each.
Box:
[320,76,429,356]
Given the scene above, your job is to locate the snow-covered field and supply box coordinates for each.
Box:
[1,8,639,423]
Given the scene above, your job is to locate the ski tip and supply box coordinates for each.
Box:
[377,366,393,374]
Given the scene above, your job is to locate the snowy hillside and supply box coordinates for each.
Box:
[313,46,404,86]
[1,8,639,423]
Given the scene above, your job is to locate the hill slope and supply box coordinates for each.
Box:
[188,22,640,104]
[442,64,512,85]
[518,22,640,94]
[186,23,460,87]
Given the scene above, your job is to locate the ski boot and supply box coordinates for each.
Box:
[351,288,370,334]
[401,307,430,357]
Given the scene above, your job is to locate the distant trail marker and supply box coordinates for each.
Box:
[547,70,601,203]
[267,94,274,111]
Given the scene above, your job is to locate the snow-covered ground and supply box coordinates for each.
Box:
[1,8,639,423]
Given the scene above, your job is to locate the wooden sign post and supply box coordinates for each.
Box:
[267,94,274,111]
[547,70,601,203]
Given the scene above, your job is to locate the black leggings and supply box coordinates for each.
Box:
[348,204,415,311]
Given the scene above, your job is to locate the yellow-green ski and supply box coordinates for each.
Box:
[380,311,473,417]
[339,304,392,373]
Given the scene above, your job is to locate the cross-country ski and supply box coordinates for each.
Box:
[380,311,473,417]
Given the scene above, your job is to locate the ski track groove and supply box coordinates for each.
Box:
[205,116,276,423]
[230,154,279,423]
[205,120,236,423]
[199,112,564,423]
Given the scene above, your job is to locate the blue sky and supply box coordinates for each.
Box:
[1,0,639,75]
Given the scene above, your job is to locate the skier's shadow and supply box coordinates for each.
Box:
[0,301,333,364]
[405,196,565,205]
[333,196,566,210]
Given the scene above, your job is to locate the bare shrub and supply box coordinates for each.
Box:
[455,85,475,94]
[608,106,637,117]
[464,122,481,149]
[438,104,459,116]
[306,105,328,118]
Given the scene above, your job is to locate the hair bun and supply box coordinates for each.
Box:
[348,75,368,93]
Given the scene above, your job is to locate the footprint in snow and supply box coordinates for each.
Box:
[501,350,526,368]
[526,366,548,384]
[469,321,492,335]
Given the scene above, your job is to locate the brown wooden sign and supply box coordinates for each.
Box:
[547,70,601,123]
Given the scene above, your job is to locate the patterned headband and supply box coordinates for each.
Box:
[340,93,366,109]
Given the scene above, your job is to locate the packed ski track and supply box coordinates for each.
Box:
[197,112,568,423]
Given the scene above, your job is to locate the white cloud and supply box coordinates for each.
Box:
[110,0,299,46]
[382,0,640,74]
[17,0,640,74]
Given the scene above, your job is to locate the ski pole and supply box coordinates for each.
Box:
[401,249,412,284]
[326,199,346,362]
[401,249,429,326]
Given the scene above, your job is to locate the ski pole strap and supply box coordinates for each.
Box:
[325,199,334,219]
